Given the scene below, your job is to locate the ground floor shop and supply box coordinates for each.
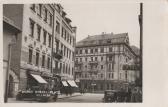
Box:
[19,68,61,92]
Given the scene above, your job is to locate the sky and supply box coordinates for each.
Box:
[59,1,141,48]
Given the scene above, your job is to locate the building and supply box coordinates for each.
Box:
[3,16,21,97]
[3,4,76,97]
[74,32,139,92]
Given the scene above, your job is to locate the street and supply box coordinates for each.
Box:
[8,93,104,103]
[56,93,104,103]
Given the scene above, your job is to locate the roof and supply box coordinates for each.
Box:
[131,45,140,56]
[76,32,129,47]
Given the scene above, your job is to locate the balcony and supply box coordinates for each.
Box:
[88,61,98,65]
[88,69,98,74]
[75,61,83,66]
[53,50,63,60]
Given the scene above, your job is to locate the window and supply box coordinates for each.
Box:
[91,57,93,61]
[109,47,112,52]
[70,36,72,44]
[119,73,122,79]
[75,58,78,62]
[75,50,78,54]
[85,73,87,78]
[107,40,111,43]
[112,73,114,78]
[55,61,58,69]
[95,48,98,53]
[37,4,42,17]
[72,67,74,75]
[80,58,82,62]
[29,19,35,37]
[69,51,71,59]
[64,46,66,56]
[101,65,103,69]
[47,57,50,69]
[42,54,45,67]
[100,48,104,53]
[48,34,51,47]
[90,49,93,53]
[28,48,33,64]
[56,41,59,51]
[101,74,103,78]
[85,57,87,62]
[108,74,111,78]
[112,62,114,70]
[30,4,35,12]
[61,27,64,37]
[95,57,97,61]
[56,21,60,34]
[37,25,41,41]
[85,65,87,68]
[35,52,39,66]
[109,56,112,61]
[49,13,53,26]
[65,64,68,74]
[101,56,103,61]
[43,30,47,45]
[44,8,47,22]
[90,65,93,69]
[64,30,67,40]
[85,49,88,54]
[80,49,82,54]
[125,71,127,80]
[60,63,62,72]
[67,48,69,58]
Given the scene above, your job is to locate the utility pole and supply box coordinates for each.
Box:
[139,3,143,87]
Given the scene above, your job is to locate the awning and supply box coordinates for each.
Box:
[62,81,68,86]
[67,80,78,87]
[31,74,48,84]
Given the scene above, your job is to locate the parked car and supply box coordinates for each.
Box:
[104,90,118,102]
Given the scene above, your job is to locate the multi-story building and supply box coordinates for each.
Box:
[74,32,139,92]
[3,4,76,97]
[3,16,21,98]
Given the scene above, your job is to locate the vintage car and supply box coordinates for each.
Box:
[16,90,59,102]
[104,90,118,102]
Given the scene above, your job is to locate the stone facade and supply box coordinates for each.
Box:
[75,33,139,92]
[3,4,76,92]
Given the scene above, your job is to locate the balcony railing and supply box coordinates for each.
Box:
[88,69,98,74]
[75,61,83,65]
[53,50,63,60]
[88,61,98,65]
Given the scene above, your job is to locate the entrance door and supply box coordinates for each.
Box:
[8,75,14,97]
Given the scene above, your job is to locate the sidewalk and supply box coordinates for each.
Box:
[58,93,82,99]
[8,93,82,103]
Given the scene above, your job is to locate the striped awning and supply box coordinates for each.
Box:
[31,74,47,84]
[67,80,78,87]
[62,81,68,86]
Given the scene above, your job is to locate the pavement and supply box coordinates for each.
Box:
[56,93,104,103]
[8,92,82,103]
